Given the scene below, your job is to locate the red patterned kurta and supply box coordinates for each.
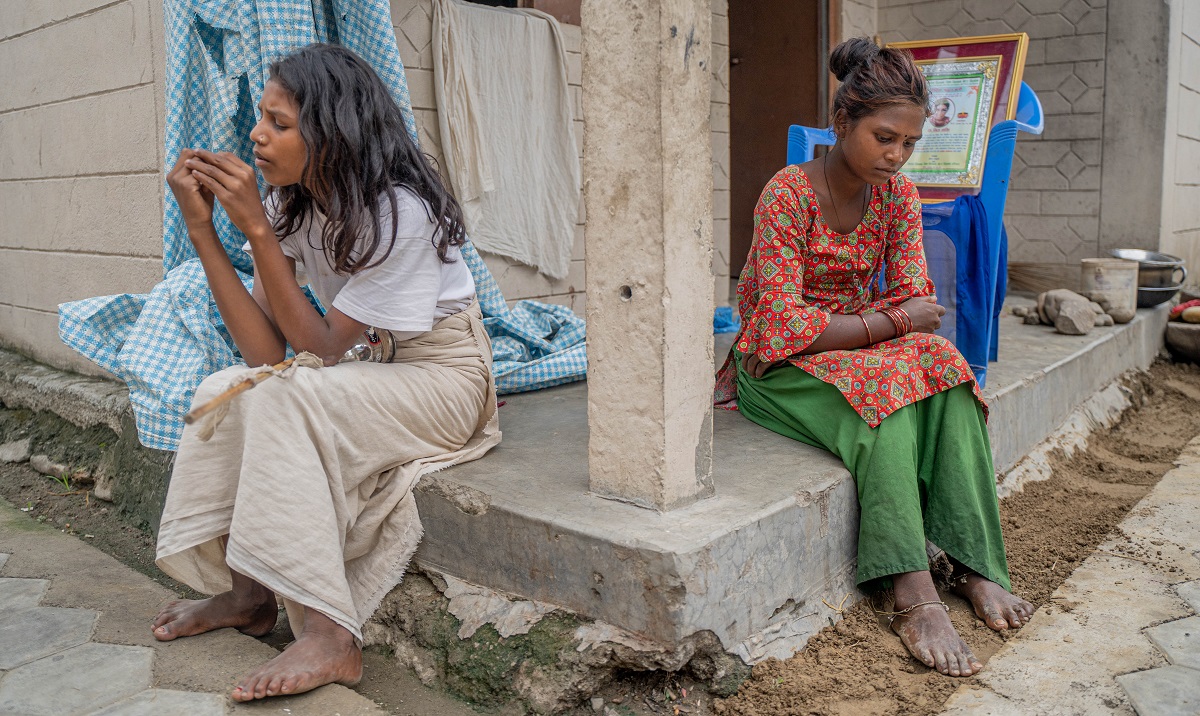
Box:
[715,167,984,426]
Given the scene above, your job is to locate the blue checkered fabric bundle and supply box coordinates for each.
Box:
[58,0,586,451]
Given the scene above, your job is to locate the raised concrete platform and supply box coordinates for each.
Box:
[414,301,1170,663]
[0,300,1172,667]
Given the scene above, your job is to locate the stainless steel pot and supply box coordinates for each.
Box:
[1110,249,1188,288]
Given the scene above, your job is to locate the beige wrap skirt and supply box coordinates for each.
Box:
[155,304,500,641]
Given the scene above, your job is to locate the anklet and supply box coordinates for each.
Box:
[876,599,949,625]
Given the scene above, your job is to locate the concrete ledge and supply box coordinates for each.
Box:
[985,301,1169,475]
[0,348,130,436]
[0,300,1173,666]
[416,302,1171,662]
[415,383,860,663]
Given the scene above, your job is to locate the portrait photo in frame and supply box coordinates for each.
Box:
[886,33,1029,200]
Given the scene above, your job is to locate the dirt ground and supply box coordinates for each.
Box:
[713,360,1200,716]
[1,360,1198,715]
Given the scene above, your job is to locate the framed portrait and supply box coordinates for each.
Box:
[886,33,1029,199]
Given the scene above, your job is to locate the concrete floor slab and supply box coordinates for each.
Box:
[1176,580,1200,611]
[88,689,227,716]
[0,577,48,614]
[0,642,153,715]
[1146,616,1200,671]
[0,606,97,669]
[416,304,1168,660]
[1117,665,1200,716]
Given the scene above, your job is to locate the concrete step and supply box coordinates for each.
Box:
[414,301,1170,663]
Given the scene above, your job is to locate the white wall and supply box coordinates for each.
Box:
[0,0,167,375]
[1160,0,1200,285]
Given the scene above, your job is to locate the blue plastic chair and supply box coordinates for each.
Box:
[785,82,1044,385]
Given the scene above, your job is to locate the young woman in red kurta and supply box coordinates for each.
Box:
[717,38,1034,677]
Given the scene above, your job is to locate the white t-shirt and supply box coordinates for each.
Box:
[246,188,475,340]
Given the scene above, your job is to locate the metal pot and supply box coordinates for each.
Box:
[1110,249,1188,288]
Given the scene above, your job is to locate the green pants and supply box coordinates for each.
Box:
[736,358,1010,592]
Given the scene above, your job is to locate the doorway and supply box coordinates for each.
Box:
[728,0,830,277]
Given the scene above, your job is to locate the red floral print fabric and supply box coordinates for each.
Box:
[714,166,984,426]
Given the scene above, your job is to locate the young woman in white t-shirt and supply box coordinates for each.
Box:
[150,44,500,702]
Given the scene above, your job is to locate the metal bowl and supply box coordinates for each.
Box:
[1137,284,1183,308]
[1110,249,1189,288]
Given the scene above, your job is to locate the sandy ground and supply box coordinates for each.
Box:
[714,360,1200,716]
[2,360,1197,715]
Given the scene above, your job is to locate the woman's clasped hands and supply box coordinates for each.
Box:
[899,295,946,333]
[167,149,271,239]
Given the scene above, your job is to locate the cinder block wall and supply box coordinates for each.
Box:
[1159,0,1200,284]
[389,0,734,310]
[876,0,1170,291]
[0,1,735,375]
[842,0,878,39]
[0,1,167,376]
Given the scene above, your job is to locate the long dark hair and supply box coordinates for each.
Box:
[830,37,930,123]
[266,44,466,272]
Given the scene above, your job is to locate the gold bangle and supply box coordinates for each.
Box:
[859,313,874,345]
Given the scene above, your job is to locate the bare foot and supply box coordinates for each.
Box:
[153,589,277,641]
[231,608,362,701]
[153,571,276,641]
[953,573,1034,631]
[890,570,982,677]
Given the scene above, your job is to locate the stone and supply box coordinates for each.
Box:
[0,642,152,715]
[1095,313,1115,327]
[1176,580,1200,612]
[1089,301,1106,314]
[1055,300,1096,335]
[28,454,68,479]
[591,696,605,711]
[1012,306,1030,317]
[0,606,97,669]
[1182,306,1200,323]
[0,438,31,464]
[89,689,227,716]
[1145,616,1200,670]
[0,577,49,615]
[0,553,8,569]
[1023,312,1042,325]
[1037,288,1091,324]
[1117,665,1200,716]
[1166,323,1200,363]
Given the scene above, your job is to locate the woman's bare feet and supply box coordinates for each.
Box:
[889,570,982,677]
[232,608,362,701]
[152,571,276,641]
[952,572,1034,631]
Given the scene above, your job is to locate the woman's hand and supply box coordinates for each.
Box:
[741,351,785,379]
[166,149,214,230]
[900,296,947,334]
[185,150,272,238]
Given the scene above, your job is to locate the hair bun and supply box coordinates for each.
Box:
[830,37,880,82]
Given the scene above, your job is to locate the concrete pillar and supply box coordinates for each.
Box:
[580,0,716,511]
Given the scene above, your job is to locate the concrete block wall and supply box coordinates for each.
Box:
[878,0,1113,289]
[712,0,732,305]
[390,0,734,309]
[1159,0,1200,284]
[0,1,167,376]
[842,0,879,40]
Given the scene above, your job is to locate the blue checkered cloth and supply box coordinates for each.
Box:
[58,0,587,451]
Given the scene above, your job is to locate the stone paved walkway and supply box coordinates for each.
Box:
[0,500,383,716]
[941,436,1200,716]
